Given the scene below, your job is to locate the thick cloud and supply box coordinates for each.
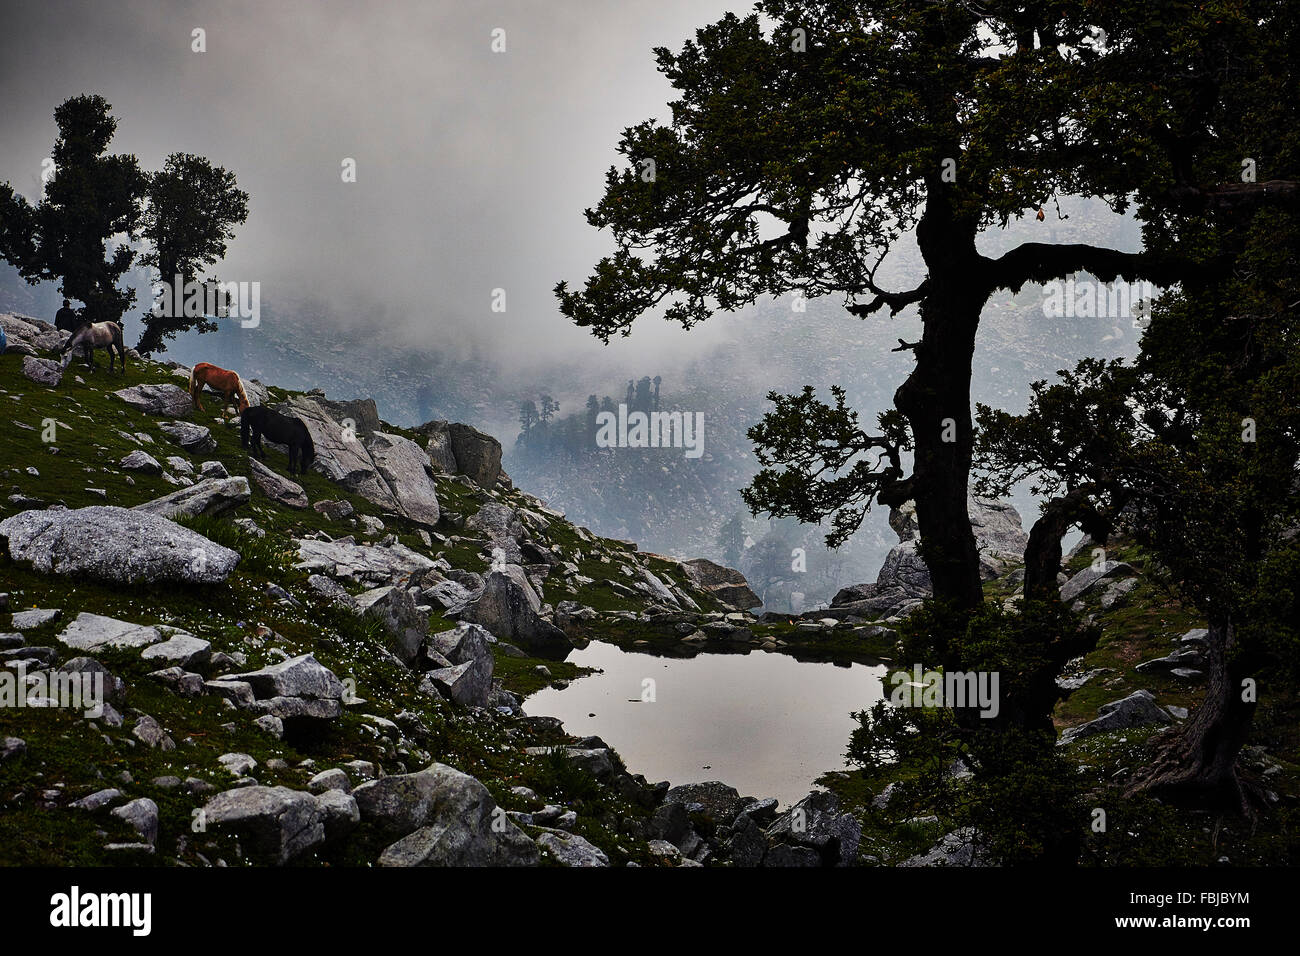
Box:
[0,0,748,366]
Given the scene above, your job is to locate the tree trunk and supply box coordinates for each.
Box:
[895,195,984,613]
[1126,618,1258,814]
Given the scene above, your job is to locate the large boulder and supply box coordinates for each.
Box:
[158,421,218,454]
[418,421,459,475]
[764,790,860,867]
[211,654,347,728]
[281,396,399,511]
[414,421,502,488]
[248,458,308,509]
[454,565,569,653]
[294,537,434,586]
[57,613,164,652]
[830,493,1028,619]
[465,501,525,563]
[1060,560,1137,604]
[355,585,429,666]
[0,506,238,584]
[422,622,494,706]
[680,558,761,611]
[22,355,64,386]
[447,423,502,488]
[360,763,539,866]
[201,786,326,864]
[663,781,744,825]
[367,432,441,527]
[112,384,193,418]
[1058,689,1172,744]
[133,477,252,520]
[1,313,66,353]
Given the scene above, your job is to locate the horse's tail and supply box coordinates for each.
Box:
[235,376,250,411]
[300,421,315,469]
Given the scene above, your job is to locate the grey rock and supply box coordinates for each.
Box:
[58,656,127,705]
[294,537,434,586]
[254,714,285,738]
[368,432,441,527]
[308,768,352,794]
[899,826,988,867]
[455,565,569,654]
[140,631,212,668]
[159,421,218,454]
[280,396,400,511]
[133,477,251,520]
[0,736,26,761]
[1060,560,1137,603]
[369,764,538,866]
[1059,689,1172,744]
[218,753,258,776]
[312,499,355,520]
[681,558,762,610]
[57,613,163,652]
[120,450,163,474]
[315,788,360,841]
[664,781,744,824]
[147,666,205,698]
[222,654,345,702]
[111,798,159,847]
[132,715,175,750]
[10,607,61,629]
[248,457,308,509]
[763,844,822,867]
[22,355,64,386]
[113,383,193,418]
[200,460,229,479]
[0,506,239,584]
[71,788,123,810]
[765,790,860,866]
[202,785,326,864]
[355,585,429,667]
[536,830,609,867]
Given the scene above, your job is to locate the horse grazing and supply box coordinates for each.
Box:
[189,362,250,421]
[241,405,316,476]
[61,322,126,373]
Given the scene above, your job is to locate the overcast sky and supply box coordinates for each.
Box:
[0,0,755,364]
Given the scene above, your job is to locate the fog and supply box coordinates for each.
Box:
[0,0,753,367]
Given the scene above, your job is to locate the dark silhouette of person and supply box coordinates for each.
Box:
[54,298,81,334]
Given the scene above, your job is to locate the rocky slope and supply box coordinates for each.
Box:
[0,311,869,867]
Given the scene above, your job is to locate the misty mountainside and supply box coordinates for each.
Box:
[0,197,1146,612]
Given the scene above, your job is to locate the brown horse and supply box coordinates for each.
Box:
[189,362,250,420]
[60,321,126,373]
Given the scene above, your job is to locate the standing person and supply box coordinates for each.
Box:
[54,298,81,333]
[54,298,91,364]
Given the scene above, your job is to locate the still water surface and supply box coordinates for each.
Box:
[526,641,888,806]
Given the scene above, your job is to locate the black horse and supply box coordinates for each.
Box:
[240,405,316,476]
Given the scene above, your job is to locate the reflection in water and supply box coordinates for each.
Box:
[526,641,887,807]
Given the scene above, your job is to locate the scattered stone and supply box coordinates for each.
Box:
[119,450,163,474]
[10,607,61,629]
[248,457,308,508]
[536,830,609,867]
